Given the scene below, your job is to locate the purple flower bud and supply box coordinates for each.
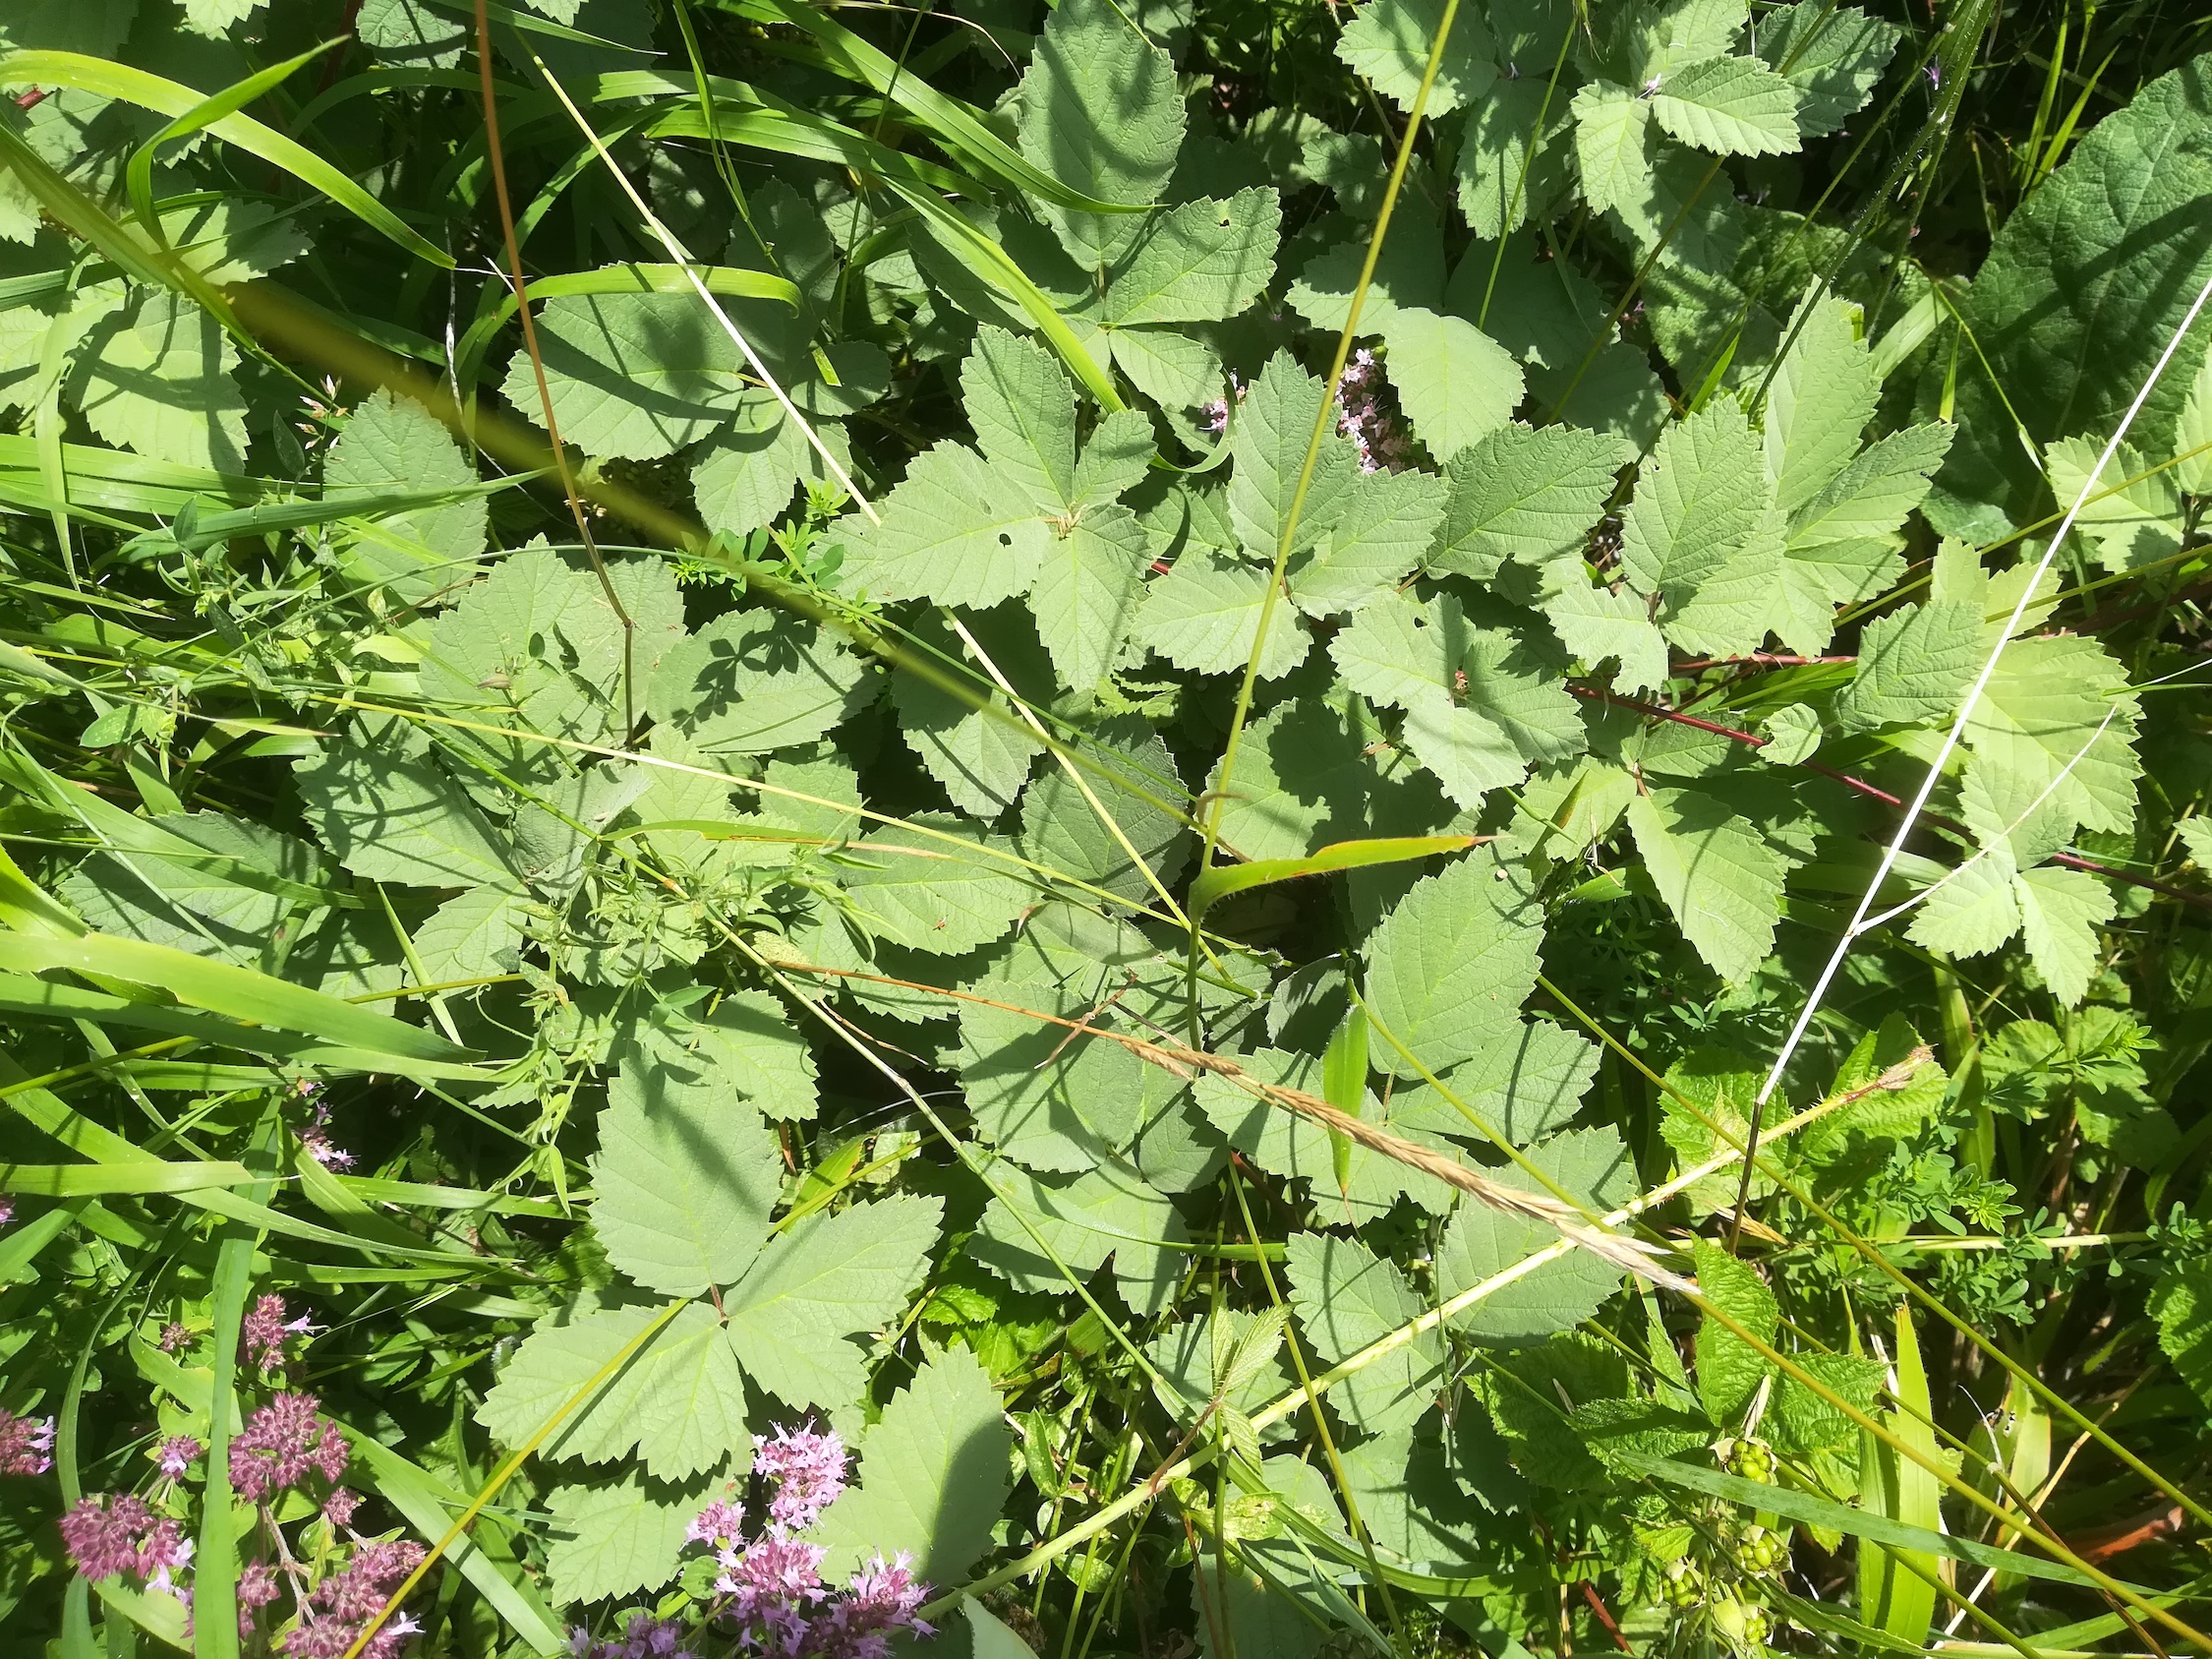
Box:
[156,1435,203,1480]
[0,1408,54,1476]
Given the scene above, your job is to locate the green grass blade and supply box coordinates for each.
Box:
[0,51,453,267]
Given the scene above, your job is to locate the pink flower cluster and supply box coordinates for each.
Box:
[282,1538,427,1659]
[231,1392,350,1503]
[570,1613,697,1658]
[0,1407,55,1475]
[666,1426,934,1659]
[242,1294,318,1375]
[59,1494,192,1598]
[1336,349,1411,472]
[753,1425,849,1532]
[156,1435,203,1480]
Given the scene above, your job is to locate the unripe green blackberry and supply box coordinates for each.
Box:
[1735,1524,1789,1575]
[1729,1437,1776,1484]
[1659,1559,1704,1608]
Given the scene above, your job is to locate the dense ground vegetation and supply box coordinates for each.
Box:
[3,0,2212,1654]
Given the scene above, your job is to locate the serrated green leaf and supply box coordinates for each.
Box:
[1286,465,1446,616]
[1653,55,1802,155]
[1380,307,1525,461]
[1138,544,1310,679]
[592,1044,782,1297]
[1436,1126,1633,1341]
[69,290,246,472]
[844,441,1052,608]
[1428,420,1630,584]
[1571,83,1655,219]
[1836,597,1981,732]
[1691,1238,1778,1423]
[1455,77,1564,239]
[2153,1263,2212,1407]
[970,1154,1190,1315]
[1028,505,1153,690]
[1365,845,1545,1076]
[502,290,771,459]
[841,818,1030,954]
[1210,694,1450,863]
[1621,399,1770,603]
[1625,786,1783,983]
[1019,714,1189,903]
[544,1472,710,1608]
[1765,299,1879,511]
[411,886,529,983]
[691,395,853,538]
[1543,579,1670,691]
[292,742,521,892]
[476,1303,747,1479]
[722,1194,943,1409]
[1287,1229,1444,1436]
[1016,0,1184,266]
[649,608,873,755]
[1963,632,2142,838]
[1337,0,1498,115]
[1756,2,1899,137]
[2047,435,2184,571]
[1103,188,1282,326]
[2015,863,2115,1005]
[324,386,488,597]
[815,1344,1012,1584]
[1227,351,1361,560]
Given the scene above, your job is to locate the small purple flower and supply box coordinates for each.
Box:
[238,1560,282,1638]
[0,1197,14,1229]
[570,1612,698,1658]
[324,1487,362,1528]
[231,1392,350,1503]
[0,1408,55,1475]
[717,1531,829,1652]
[809,1553,934,1659]
[752,1426,846,1533]
[156,1435,203,1480]
[158,1322,194,1355]
[299,1100,355,1171]
[687,1499,745,1548]
[61,1495,155,1580]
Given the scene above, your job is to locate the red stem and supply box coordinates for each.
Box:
[1567,684,2212,914]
